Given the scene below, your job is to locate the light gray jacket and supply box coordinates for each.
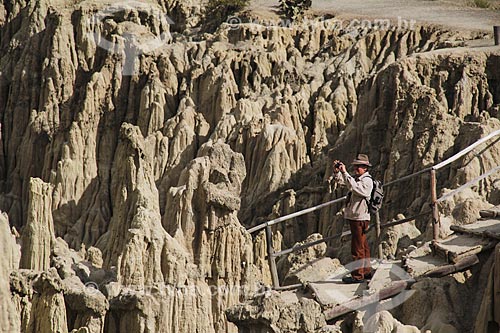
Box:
[335,171,373,221]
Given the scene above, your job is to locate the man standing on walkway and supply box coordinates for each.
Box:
[332,154,373,283]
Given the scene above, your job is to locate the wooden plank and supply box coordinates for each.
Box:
[451,241,497,263]
[404,254,447,278]
[308,280,366,307]
[324,280,412,320]
[450,225,500,241]
[423,255,479,278]
[432,234,494,263]
[403,242,448,277]
[368,262,395,292]
[450,219,500,240]
[479,209,500,219]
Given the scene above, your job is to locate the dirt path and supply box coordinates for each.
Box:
[249,0,500,32]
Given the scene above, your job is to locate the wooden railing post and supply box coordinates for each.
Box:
[265,225,280,288]
[375,211,383,259]
[430,169,440,241]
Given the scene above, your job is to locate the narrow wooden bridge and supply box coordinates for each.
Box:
[246,129,500,320]
[308,209,500,320]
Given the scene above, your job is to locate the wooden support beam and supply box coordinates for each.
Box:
[375,211,383,260]
[273,283,302,291]
[430,169,440,242]
[265,225,280,288]
[432,239,496,264]
[273,231,352,258]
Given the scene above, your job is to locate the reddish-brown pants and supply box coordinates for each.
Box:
[348,219,372,280]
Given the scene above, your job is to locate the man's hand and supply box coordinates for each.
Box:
[333,160,347,173]
[333,160,340,172]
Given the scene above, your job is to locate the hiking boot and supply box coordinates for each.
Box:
[342,276,365,284]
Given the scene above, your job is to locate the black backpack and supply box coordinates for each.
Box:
[366,176,384,214]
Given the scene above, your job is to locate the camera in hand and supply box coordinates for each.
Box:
[335,162,342,169]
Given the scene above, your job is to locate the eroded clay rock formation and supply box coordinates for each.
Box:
[20,178,55,271]
[0,213,20,333]
[27,269,68,333]
[227,289,326,333]
[364,311,420,333]
[0,0,499,332]
[475,243,500,331]
[277,233,344,285]
[164,139,260,332]
[102,123,169,288]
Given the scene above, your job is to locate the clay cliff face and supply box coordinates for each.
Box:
[0,0,499,332]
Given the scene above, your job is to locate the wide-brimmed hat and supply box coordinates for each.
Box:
[351,154,372,167]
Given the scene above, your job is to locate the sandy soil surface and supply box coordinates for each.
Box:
[248,0,500,32]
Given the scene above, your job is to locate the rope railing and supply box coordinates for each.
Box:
[271,210,434,260]
[246,196,347,234]
[380,129,500,187]
[383,167,432,187]
[248,129,500,288]
[273,230,352,257]
[432,129,500,171]
[437,165,500,203]
[374,211,433,230]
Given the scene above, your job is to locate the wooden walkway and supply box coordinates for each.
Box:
[302,212,500,321]
[405,217,500,278]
